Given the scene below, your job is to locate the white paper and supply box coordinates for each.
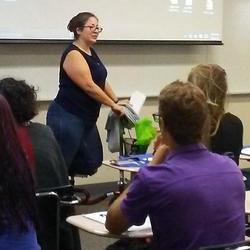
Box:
[128,217,151,231]
[129,91,146,115]
[83,211,151,232]
[84,211,107,224]
[242,147,250,156]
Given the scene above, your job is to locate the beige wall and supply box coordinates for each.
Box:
[35,94,250,184]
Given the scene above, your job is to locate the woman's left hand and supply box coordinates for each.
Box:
[111,103,124,116]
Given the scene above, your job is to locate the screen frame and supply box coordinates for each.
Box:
[0,39,223,45]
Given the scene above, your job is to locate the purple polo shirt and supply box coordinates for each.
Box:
[120,144,245,250]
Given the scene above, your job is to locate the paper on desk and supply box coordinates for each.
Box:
[242,146,250,156]
[84,211,106,224]
[83,211,151,231]
[129,217,151,231]
[129,91,146,115]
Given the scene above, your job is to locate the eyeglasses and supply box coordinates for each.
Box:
[83,26,103,33]
[152,113,160,123]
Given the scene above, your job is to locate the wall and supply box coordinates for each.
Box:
[36,95,250,184]
[1,1,250,98]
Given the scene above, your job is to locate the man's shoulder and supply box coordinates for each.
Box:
[204,152,242,177]
[210,150,238,164]
[138,164,174,181]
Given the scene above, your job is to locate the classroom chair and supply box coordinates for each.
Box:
[36,185,87,250]
[36,191,60,250]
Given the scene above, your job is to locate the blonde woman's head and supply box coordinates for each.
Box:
[188,64,227,136]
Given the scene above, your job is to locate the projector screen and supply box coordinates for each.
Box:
[0,0,223,43]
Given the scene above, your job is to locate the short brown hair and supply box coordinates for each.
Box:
[67,12,97,39]
[159,80,208,145]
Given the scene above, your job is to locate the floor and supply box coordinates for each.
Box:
[74,182,119,250]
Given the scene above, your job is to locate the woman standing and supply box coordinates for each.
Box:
[47,12,123,176]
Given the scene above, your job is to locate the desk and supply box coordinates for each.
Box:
[240,147,250,161]
[241,154,250,161]
[103,160,140,173]
[246,191,250,215]
[66,212,153,239]
[69,192,250,239]
[245,191,250,226]
[103,160,140,192]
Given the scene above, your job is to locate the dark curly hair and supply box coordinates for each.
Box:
[0,77,38,124]
[0,94,37,231]
[159,80,208,145]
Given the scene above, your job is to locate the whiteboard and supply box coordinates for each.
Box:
[0,0,223,43]
[2,0,250,99]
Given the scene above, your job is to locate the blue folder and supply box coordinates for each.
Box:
[112,153,153,168]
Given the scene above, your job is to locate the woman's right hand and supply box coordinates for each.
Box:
[111,103,124,116]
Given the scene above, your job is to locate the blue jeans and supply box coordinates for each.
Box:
[46,101,103,176]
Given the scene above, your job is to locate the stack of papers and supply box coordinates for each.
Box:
[241,146,250,156]
[83,211,151,232]
[129,91,146,115]
[124,104,139,125]
[110,153,153,168]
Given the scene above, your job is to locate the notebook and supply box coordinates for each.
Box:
[129,91,146,115]
[242,146,250,156]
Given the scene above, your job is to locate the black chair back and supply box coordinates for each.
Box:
[36,191,60,250]
[200,240,250,250]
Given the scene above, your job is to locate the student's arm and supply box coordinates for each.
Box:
[105,187,130,234]
[106,171,150,235]
[63,50,123,115]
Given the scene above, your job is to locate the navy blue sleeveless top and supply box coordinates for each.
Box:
[55,44,107,122]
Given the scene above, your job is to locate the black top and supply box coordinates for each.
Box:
[210,112,243,165]
[55,44,107,121]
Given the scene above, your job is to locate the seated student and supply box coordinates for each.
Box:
[0,94,40,250]
[188,64,243,165]
[105,81,245,250]
[0,78,81,250]
[0,77,69,190]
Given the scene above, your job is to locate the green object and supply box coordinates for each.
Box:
[135,117,157,146]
